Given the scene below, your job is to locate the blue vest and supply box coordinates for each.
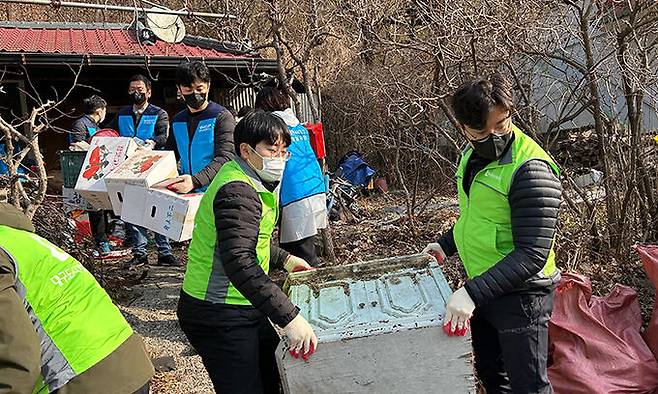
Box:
[117,104,161,141]
[68,115,98,144]
[280,123,326,207]
[172,102,224,191]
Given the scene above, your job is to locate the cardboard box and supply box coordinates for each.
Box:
[62,187,95,212]
[105,150,178,215]
[74,137,138,209]
[121,185,203,242]
[276,254,474,393]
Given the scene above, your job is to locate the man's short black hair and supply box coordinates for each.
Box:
[234,110,291,155]
[176,60,210,87]
[83,95,107,115]
[129,74,152,90]
[238,105,253,118]
[255,87,290,112]
[451,73,514,130]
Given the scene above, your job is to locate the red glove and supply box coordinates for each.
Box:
[422,243,445,264]
[443,320,469,336]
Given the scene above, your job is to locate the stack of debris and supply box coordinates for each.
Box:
[552,129,601,175]
[33,196,96,271]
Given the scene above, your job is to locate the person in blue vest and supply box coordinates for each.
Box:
[69,95,115,257]
[165,61,236,194]
[108,74,180,267]
[69,95,106,145]
[108,74,169,147]
[255,88,327,266]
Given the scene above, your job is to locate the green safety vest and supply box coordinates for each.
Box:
[183,159,278,305]
[454,125,560,279]
[0,225,133,393]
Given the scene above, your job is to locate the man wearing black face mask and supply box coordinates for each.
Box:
[165,61,235,193]
[421,74,562,393]
[108,74,169,148]
[108,74,179,267]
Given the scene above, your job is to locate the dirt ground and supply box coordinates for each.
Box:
[37,190,656,393]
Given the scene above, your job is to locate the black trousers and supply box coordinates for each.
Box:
[280,235,318,266]
[178,295,281,394]
[88,210,108,244]
[471,288,555,394]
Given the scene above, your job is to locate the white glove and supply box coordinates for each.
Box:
[284,255,315,273]
[144,139,156,150]
[69,141,90,151]
[443,287,475,336]
[136,139,155,150]
[283,314,318,361]
[422,242,446,263]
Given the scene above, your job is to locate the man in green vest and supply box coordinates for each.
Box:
[0,203,154,393]
[177,110,317,393]
[422,74,562,393]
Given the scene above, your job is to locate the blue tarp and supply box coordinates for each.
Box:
[0,143,28,175]
[336,151,375,187]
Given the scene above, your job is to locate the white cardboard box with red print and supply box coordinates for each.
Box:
[61,187,95,212]
[121,185,203,242]
[74,137,139,210]
[105,150,178,215]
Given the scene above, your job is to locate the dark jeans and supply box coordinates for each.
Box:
[471,288,555,394]
[280,235,318,266]
[177,292,281,394]
[125,222,172,258]
[88,210,108,245]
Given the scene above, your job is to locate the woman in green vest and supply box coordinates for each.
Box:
[177,110,317,393]
[0,202,153,393]
[422,74,562,393]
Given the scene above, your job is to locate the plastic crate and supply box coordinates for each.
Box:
[59,150,87,188]
[304,122,326,159]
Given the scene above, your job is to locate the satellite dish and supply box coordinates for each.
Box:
[144,7,186,44]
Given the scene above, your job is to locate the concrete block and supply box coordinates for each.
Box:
[276,254,475,393]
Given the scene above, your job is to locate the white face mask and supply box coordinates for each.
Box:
[248,146,287,182]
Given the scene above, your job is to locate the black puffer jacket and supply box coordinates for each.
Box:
[438,156,562,307]
[178,170,298,329]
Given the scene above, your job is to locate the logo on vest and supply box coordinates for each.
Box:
[483,170,502,181]
[198,123,213,133]
[142,117,156,125]
[50,263,85,286]
[291,128,309,144]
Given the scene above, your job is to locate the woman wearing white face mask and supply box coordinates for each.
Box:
[178,110,318,394]
[255,88,328,267]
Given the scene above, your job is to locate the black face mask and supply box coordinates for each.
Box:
[129,92,147,105]
[470,132,513,161]
[183,92,207,110]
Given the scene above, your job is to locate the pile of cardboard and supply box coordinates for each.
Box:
[70,137,202,242]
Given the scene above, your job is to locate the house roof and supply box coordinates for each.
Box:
[0,21,276,70]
